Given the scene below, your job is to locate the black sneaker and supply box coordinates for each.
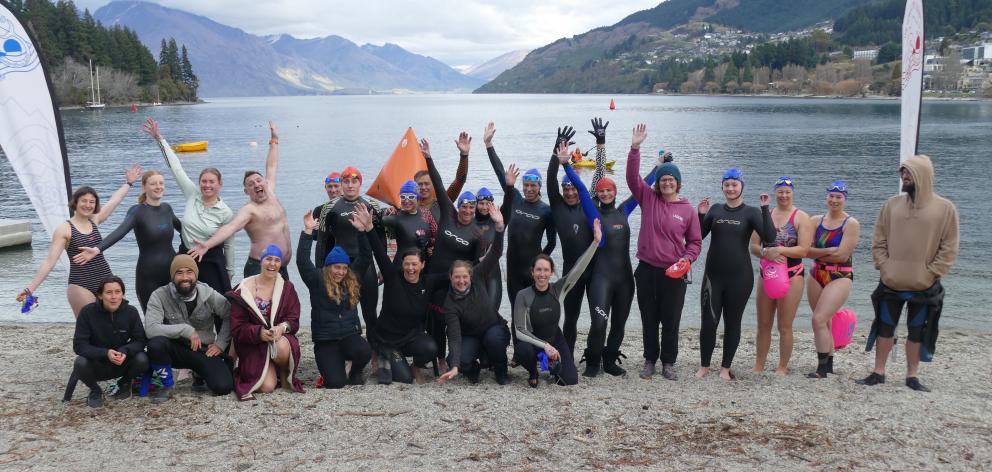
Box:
[110,383,132,401]
[87,388,104,408]
[855,372,886,386]
[191,373,208,393]
[377,354,393,385]
[494,370,510,386]
[905,377,930,392]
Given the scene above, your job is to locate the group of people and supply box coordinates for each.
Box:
[16,116,959,407]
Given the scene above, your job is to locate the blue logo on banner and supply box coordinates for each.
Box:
[0,16,40,79]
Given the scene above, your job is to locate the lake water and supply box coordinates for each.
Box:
[1,95,989,331]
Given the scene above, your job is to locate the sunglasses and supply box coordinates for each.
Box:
[325,177,341,183]
[522,174,541,182]
[399,194,417,201]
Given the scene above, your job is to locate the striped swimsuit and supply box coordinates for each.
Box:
[812,216,853,287]
[66,219,113,294]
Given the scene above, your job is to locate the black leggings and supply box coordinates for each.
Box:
[513,328,578,386]
[636,262,688,364]
[700,272,754,368]
[179,243,231,294]
[454,323,510,376]
[486,266,503,313]
[562,269,591,353]
[381,333,437,384]
[314,334,372,389]
[586,271,634,359]
[73,353,149,392]
[359,266,379,346]
[146,336,233,395]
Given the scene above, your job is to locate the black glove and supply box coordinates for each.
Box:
[554,126,576,153]
[588,117,608,145]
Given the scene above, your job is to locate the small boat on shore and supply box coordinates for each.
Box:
[572,160,615,170]
[171,141,208,153]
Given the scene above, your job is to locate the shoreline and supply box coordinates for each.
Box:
[1,323,988,469]
[58,100,202,111]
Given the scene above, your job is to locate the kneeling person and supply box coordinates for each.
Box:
[145,255,234,401]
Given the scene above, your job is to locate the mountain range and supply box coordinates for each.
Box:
[93,1,487,96]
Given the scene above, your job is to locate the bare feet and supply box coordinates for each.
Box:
[695,367,710,379]
[719,368,735,381]
[345,360,352,376]
[751,364,765,373]
[412,367,426,385]
[774,366,789,376]
[370,355,378,375]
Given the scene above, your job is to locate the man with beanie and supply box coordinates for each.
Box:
[858,155,959,392]
[145,254,234,402]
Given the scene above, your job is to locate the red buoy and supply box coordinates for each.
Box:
[609,98,616,110]
[130,103,137,113]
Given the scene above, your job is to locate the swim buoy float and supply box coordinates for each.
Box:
[665,259,690,279]
[759,257,790,299]
[831,308,857,349]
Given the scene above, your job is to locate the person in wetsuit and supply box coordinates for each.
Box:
[513,219,601,387]
[436,200,511,385]
[310,171,342,265]
[484,122,556,310]
[413,132,470,245]
[356,203,445,385]
[298,210,373,389]
[696,167,775,381]
[317,166,385,345]
[473,187,503,311]
[381,180,432,267]
[76,170,182,312]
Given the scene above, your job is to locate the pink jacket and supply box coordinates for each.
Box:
[626,147,702,268]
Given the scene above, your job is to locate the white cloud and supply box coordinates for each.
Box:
[76,0,663,66]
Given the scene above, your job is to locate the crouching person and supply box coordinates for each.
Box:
[72,276,149,408]
[145,255,234,403]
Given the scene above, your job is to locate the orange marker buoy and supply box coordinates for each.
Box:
[609,98,616,110]
[366,127,427,208]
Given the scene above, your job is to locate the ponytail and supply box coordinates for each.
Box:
[137,170,163,203]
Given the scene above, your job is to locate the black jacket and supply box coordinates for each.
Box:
[297,231,371,341]
[73,300,147,360]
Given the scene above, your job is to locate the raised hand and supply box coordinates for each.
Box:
[697,197,711,215]
[554,126,576,152]
[72,247,100,265]
[303,210,317,233]
[268,120,279,143]
[142,117,161,140]
[506,164,520,187]
[588,117,609,145]
[556,141,571,165]
[490,204,505,230]
[759,193,771,206]
[455,131,472,155]
[125,164,142,186]
[631,124,647,149]
[353,204,373,231]
[483,122,496,146]
[419,138,431,158]
[593,218,603,244]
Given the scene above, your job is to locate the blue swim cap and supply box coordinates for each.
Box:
[561,172,574,187]
[399,180,418,196]
[722,167,744,182]
[324,246,350,266]
[523,169,542,182]
[476,187,494,201]
[260,244,283,262]
[457,191,476,206]
[826,180,849,198]
[774,176,794,190]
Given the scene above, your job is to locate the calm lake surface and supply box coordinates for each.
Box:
[1,94,989,331]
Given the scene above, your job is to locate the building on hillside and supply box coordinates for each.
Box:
[961,43,992,64]
[924,54,945,73]
[853,49,878,61]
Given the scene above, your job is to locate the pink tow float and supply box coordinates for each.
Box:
[832,308,857,349]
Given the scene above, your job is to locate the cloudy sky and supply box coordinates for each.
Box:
[73,0,663,67]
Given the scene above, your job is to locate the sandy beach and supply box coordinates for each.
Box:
[0,323,989,471]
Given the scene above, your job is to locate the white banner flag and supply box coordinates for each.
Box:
[0,3,72,251]
[900,0,925,167]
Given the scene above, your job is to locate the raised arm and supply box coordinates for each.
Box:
[296,224,321,292]
[483,122,507,188]
[422,140,455,225]
[561,156,598,232]
[547,126,577,209]
[446,132,470,201]
[588,117,608,192]
[625,124,651,204]
[475,203,507,279]
[94,165,142,225]
[756,195,775,245]
[265,121,279,192]
[145,117,197,198]
[621,165,660,217]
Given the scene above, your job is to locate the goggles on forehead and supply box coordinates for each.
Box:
[476,194,494,202]
[325,176,341,183]
[458,199,477,207]
[522,174,541,183]
[774,177,794,188]
[341,172,361,181]
[826,181,849,196]
[399,194,417,201]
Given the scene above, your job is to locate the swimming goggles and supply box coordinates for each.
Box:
[522,174,541,183]
[722,167,743,181]
[826,180,849,196]
[325,176,342,183]
[774,177,794,189]
[399,194,417,201]
[475,194,495,202]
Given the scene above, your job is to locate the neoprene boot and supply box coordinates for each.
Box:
[602,350,627,377]
[581,349,601,378]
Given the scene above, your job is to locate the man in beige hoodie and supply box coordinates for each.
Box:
[858,155,959,392]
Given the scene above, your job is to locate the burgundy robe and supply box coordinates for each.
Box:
[227,275,304,400]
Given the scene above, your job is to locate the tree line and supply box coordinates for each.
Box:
[10,0,198,105]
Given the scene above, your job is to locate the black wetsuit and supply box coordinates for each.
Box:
[585,199,636,367]
[474,211,502,311]
[99,203,181,312]
[297,231,372,389]
[698,202,775,369]
[365,231,447,383]
[381,210,432,266]
[486,145,556,309]
[318,196,384,344]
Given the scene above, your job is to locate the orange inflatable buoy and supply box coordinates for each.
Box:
[609,98,616,110]
[130,103,137,112]
[366,127,427,208]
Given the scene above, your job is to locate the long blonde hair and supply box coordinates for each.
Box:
[323,266,361,308]
[137,170,163,204]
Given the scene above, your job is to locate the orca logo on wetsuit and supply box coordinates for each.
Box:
[514,209,540,220]
[444,230,469,246]
[594,306,608,320]
[715,219,741,225]
[611,224,624,231]
[572,223,579,235]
